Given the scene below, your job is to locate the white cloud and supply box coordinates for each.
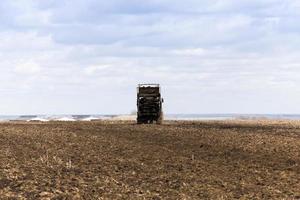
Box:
[84,65,112,75]
[172,48,207,56]
[0,0,300,114]
[14,61,41,74]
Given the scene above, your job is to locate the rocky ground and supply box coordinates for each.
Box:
[0,120,299,199]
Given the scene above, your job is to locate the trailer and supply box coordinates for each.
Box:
[137,84,163,124]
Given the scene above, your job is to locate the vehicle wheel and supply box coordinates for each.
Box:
[157,112,163,125]
[137,117,143,124]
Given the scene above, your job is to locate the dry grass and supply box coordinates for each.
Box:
[0,120,299,199]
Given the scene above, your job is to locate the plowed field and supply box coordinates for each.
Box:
[0,120,299,199]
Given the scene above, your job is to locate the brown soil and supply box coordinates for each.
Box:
[0,120,299,199]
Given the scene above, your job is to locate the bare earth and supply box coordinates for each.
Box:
[0,120,299,199]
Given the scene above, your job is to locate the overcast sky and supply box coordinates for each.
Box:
[0,0,300,115]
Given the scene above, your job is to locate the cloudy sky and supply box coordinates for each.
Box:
[0,0,300,115]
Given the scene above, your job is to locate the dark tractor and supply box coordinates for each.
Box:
[137,84,163,124]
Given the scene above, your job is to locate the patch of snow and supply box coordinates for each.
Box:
[55,117,76,121]
[81,117,100,121]
[28,117,49,122]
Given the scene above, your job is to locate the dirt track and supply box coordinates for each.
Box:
[0,120,299,199]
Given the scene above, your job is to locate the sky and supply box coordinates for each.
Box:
[0,0,300,115]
